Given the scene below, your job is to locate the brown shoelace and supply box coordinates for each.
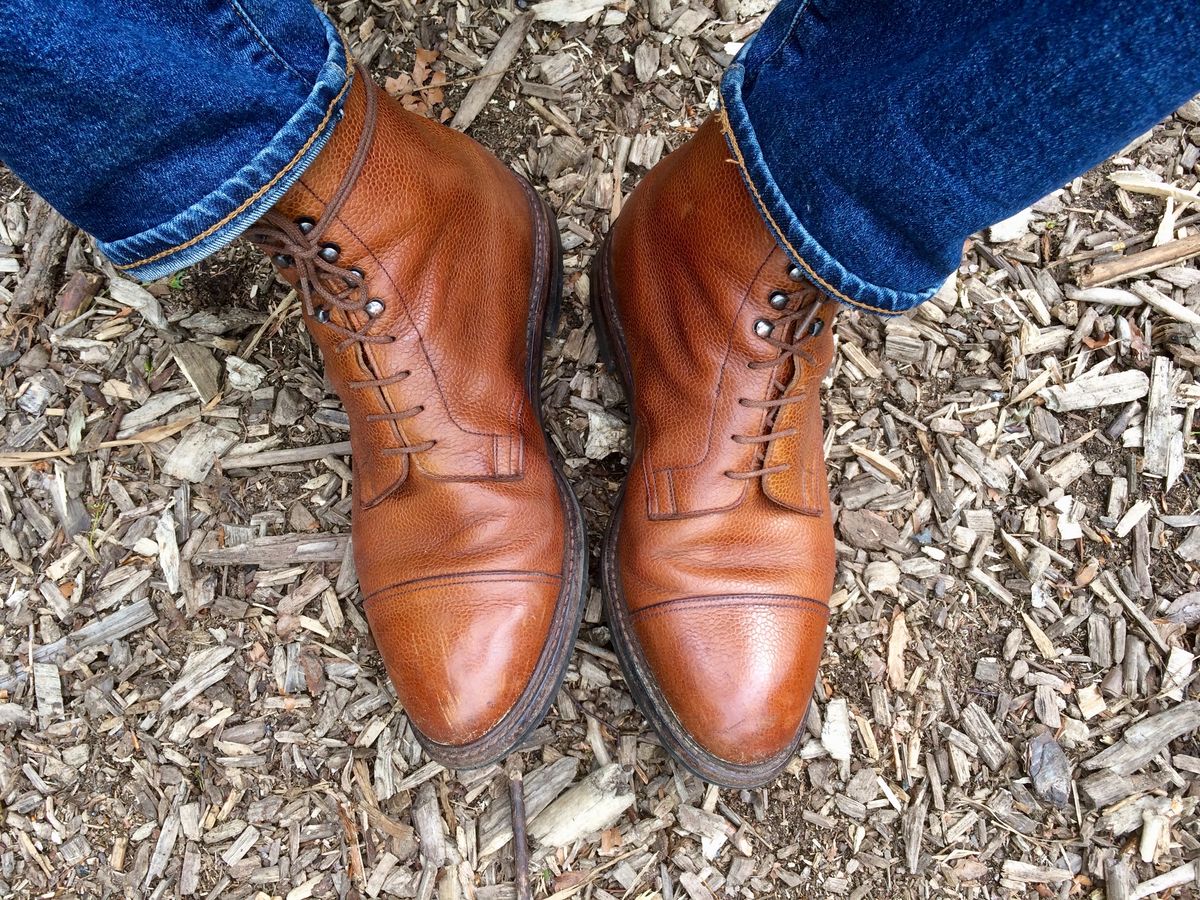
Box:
[725,275,825,481]
[246,66,435,460]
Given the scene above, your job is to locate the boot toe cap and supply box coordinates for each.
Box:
[632,595,828,768]
[364,571,560,749]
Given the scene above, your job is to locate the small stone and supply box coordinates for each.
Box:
[989,207,1034,242]
[272,386,307,427]
[974,657,1002,683]
[225,355,267,392]
[1026,731,1071,808]
[584,409,626,460]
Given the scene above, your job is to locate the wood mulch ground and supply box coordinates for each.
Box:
[0,1,1198,897]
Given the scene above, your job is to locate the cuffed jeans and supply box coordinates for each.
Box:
[721,0,1200,313]
[0,0,1197,312]
[0,0,352,281]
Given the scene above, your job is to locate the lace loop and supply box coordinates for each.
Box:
[725,280,824,482]
[247,63,385,354]
[246,67,434,470]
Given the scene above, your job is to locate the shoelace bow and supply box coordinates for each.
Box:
[726,284,825,481]
[246,67,434,460]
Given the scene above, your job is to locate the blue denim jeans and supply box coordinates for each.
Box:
[0,1,351,281]
[722,0,1200,313]
[1,1,1197,310]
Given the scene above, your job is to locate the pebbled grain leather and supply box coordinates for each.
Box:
[250,74,586,767]
[597,115,837,785]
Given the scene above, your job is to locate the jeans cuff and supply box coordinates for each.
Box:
[719,62,936,315]
[100,14,352,282]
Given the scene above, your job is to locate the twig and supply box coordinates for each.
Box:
[1079,233,1200,287]
[194,533,349,567]
[13,195,75,311]
[507,759,531,900]
[223,440,352,470]
[237,289,296,358]
[0,415,198,468]
[451,12,534,132]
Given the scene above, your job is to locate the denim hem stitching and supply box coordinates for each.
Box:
[759,0,812,73]
[227,0,309,86]
[111,34,354,273]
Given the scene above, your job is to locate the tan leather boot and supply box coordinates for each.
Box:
[593,115,837,787]
[248,70,587,768]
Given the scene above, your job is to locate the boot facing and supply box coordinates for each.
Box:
[250,74,586,767]
[595,115,837,786]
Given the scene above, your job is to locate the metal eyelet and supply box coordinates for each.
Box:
[272,253,293,268]
[364,299,385,318]
[296,217,316,234]
[768,291,789,310]
[318,243,340,263]
[808,319,825,337]
[753,319,774,338]
[788,265,804,282]
[314,308,330,324]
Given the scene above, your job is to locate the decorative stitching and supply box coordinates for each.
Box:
[759,0,813,72]
[716,99,898,317]
[227,0,309,86]
[114,38,354,272]
[365,570,562,604]
[630,592,829,624]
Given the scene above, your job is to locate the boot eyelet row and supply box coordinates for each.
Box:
[364,299,386,318]
[296,216,315,234]
[753,319,774,338]
[768,290,789,310]
[318,243,340,263]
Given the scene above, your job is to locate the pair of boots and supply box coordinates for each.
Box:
[247,73,835,788]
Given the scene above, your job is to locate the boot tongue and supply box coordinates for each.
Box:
[760,304,837,515]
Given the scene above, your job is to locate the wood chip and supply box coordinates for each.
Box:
[528,764,633,848]
[1041,370,1150,411]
